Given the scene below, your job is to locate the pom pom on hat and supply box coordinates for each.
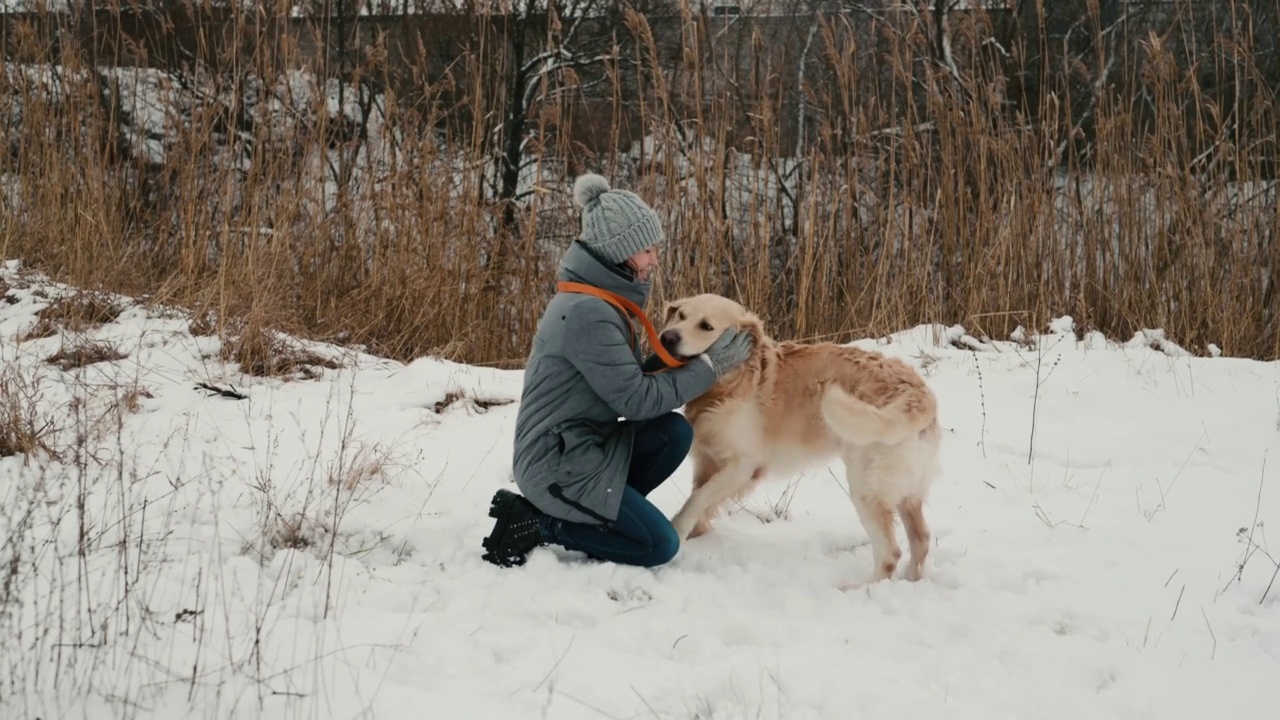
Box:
[573,173,612,209]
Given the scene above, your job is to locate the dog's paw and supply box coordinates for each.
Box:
[838,569,899,592]
[838,578,868,593]
[688,520,713,539]
[670,515,696,543]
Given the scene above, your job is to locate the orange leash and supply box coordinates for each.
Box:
[556,281,687,369]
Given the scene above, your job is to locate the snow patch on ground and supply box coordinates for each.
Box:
[1,262,1277,719]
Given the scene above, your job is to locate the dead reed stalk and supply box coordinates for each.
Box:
[0,1,1275,365]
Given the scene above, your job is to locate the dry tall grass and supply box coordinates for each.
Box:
[1,1,1276,366]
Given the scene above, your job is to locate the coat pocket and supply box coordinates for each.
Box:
[552,422,611,481]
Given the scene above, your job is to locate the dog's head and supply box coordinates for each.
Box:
[657,293,766,362]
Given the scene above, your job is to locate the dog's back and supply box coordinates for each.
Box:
[727,342,939,459]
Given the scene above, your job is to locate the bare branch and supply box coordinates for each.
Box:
[1046,6,1139,172]
[796,10,821,159]
[932,0,966,91]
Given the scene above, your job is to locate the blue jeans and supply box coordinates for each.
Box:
[542,412,692,568]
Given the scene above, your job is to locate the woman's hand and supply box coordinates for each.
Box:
[700,329,755,376]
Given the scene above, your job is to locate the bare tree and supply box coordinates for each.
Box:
[489,0,638,232]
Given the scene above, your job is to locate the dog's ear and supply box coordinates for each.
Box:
[662,299,684,324]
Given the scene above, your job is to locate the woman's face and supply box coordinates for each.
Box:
[626,246,660,281]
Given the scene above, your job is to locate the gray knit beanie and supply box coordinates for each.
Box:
[572,174,664,266]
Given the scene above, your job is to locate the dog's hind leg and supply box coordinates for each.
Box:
[840,451,902,586]
[671,460,755,543]
[898,496,930,581]
[848,492,901,583]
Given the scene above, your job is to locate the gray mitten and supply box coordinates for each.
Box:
[699,328,754,376]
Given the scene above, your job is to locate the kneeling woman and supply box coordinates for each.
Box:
[481,174,752,569]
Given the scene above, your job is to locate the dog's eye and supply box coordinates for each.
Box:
[699,320,714,332]
[677,311,686,321]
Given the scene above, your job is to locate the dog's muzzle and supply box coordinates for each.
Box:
[659,329,682,355]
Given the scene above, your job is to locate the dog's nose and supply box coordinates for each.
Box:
[660,329,680,351]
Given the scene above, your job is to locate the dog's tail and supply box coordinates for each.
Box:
[820,384,937,447]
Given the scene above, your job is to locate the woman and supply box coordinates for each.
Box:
[481,173,753,569]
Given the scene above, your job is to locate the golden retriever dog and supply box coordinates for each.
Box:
[658,294,942,586]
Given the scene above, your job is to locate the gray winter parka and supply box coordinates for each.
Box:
[510,242,717,525]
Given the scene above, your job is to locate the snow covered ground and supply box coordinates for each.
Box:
[1,259,1278,720]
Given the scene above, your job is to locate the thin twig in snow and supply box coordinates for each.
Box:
[195,382,247,400]
[972,351,988,459]
[1261,561,1279,605]
[630,685,662,718]
[555,690,622,719]
[1078,462,1110,528]
[1224,453,1270,592]
[531,635,576,695]
[1201,607,1216,659]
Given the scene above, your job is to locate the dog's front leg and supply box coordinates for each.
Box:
[687,450,722,538]
[671,459,754,543]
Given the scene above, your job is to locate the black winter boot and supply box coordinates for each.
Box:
[481,489,545,568]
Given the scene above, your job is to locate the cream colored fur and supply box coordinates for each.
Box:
[658,293,943,587]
